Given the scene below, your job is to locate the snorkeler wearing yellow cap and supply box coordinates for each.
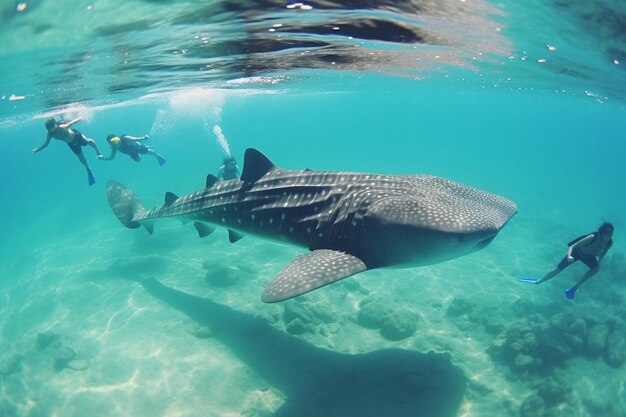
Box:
[100,133,166,166]
[109,136,121,147]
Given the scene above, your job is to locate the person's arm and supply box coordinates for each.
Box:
[57,118,82,129]
[99,148,117,161]
[32,133,53,153]
[598,240,613,262]
[567,234,595,262]
[124,134,149,141]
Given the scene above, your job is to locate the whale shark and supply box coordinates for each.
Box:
[106,148,517,302]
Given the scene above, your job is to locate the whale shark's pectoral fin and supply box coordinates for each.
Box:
[194,222,216,238]
[261,249,367,303]
[143,221,154,235]
[228,229,246,243]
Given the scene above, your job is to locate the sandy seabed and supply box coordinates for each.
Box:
[1,208,624,417]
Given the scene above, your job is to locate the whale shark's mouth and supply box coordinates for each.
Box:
[476,235,496,248]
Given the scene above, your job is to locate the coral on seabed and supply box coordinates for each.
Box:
[380,309,418,341]
[357,298,393,329]
[356,298,418,341]
[490,310,626,373]
[281,297,337,336]
[604,326,626,367]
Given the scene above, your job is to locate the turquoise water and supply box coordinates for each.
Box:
[1,1,626,416]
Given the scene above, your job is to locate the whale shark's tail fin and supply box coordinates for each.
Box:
[106,180,153,233]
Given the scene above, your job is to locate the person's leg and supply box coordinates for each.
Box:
[536,267,563,284]
[68,142,95,184]
[83,136,103,157]
[76,152,90,170]
[76,151,96,185]
[574,266,599,288]
[147,148,166,166]
[537,255,570,284]
[564,256,598,299]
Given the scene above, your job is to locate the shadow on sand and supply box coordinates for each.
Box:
[122,275,466,417]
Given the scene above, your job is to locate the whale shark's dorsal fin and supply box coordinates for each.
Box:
[164,192,179,206]
[241,148,276,183]
[206,174,218,189]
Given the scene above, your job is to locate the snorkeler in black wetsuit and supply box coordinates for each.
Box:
[32,117,103,185]
[100,134,166,166]
[534,222,614,299]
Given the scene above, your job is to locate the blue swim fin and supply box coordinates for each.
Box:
[518,277,539,284]
[156,155,166,166]
[565,286,577,300]
[87,169,96,186]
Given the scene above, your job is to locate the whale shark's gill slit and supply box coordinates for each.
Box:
[477,235,496,248]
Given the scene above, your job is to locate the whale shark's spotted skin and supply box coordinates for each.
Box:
[107,148,517,302]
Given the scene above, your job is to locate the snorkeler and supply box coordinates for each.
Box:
[519,222,614,299]
[33,117,103,185]
[99,134,166,166]
[217,156,240,180]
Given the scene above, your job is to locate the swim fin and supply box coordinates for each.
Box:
[87,169,96,186]
[518,277,539,284]
[156,155,166,166]
[565,286,577,300]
